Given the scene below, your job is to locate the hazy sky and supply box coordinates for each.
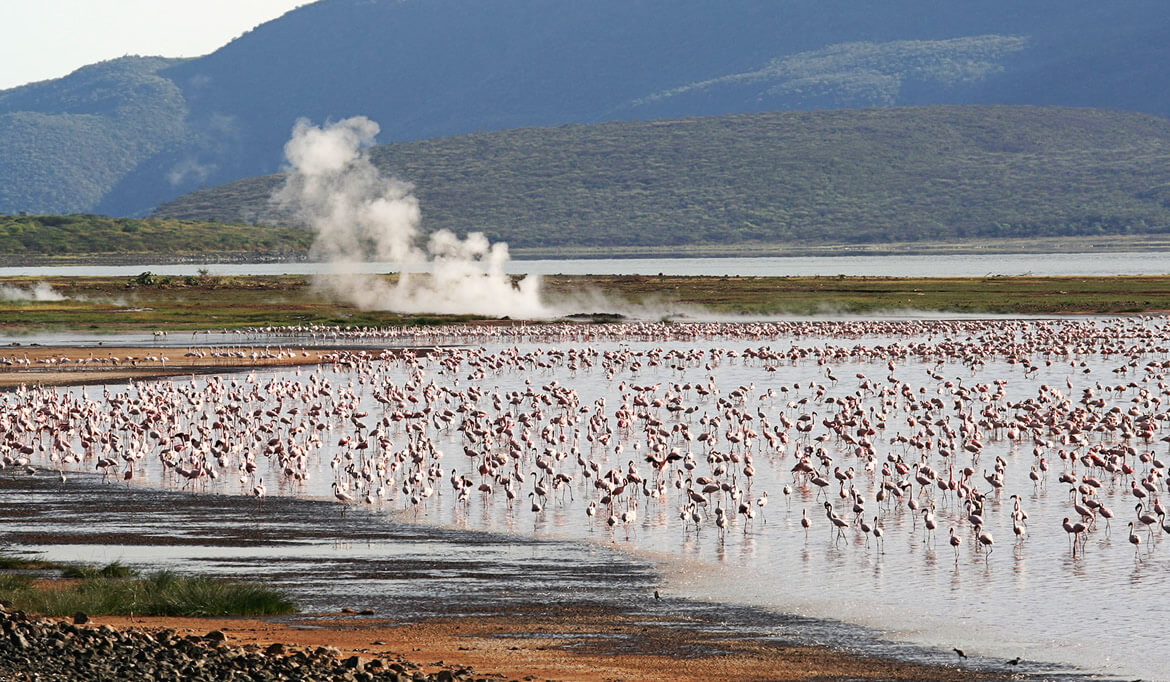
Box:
[0,0,311,90]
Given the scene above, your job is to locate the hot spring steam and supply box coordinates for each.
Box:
[272,117,548,318]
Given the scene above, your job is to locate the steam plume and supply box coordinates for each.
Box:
[0,282,64,302]
[273,117,548,318]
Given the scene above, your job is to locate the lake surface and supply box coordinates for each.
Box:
[1,251,1168,278]
[3,317,1164,679]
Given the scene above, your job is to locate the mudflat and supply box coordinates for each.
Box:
[87,608,987,681]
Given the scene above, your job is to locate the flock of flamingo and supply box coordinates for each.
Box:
[4,316,1170,566]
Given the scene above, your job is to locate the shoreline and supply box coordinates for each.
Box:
[80,608,1004,681]
[0,466,1035,681]
[0,599,1022,681]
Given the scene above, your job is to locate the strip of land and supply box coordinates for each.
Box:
[87,608,990,681]
[0,345,333,388]
[1,274,1170,336]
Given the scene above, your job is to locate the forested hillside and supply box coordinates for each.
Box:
[152,107,1170,251]
[0,214,310,258]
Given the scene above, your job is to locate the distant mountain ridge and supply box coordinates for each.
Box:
[151,106,1170,252]
[1,0,1168,217]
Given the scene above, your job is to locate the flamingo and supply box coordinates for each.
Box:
[948,527,961,560]
[922,505,937,544]
[974,524,994,561]
[824,501,849,543]
[1128,521,1143,561]
[332,481,353,509]
[1062,517,1086,556]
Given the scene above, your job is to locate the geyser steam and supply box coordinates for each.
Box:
[273,116,548,317]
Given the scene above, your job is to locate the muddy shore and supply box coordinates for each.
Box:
[0,468,1047,680]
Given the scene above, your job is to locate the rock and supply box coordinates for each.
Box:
[72,612,88,625]
[0,607,474,681]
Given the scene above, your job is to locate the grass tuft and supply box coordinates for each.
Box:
[0,554,60,571]
[61,560,138,580]
[0,562,296,618]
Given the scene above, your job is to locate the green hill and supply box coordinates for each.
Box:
[0,58,192,216]
[0,214,310,260]
[151,106,1170,253]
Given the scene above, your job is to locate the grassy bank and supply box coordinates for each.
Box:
[0,557,296,618]
[541,274,1170,316]
[0,273,1168,333]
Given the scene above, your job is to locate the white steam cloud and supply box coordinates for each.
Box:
[0,282,65,302]
[272,117,549,318]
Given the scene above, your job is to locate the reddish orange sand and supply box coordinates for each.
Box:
[87,609,987,681]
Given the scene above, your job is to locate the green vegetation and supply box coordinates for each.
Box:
[4,107,1170,258]
[0,57,192,215]
[152,106,1170,255]
[0,275,495,332]
[0,554,61,571]
[0,558,296,618]
[0,273,1169,334]
[60,560,137,581]
[0,214,311,258]
[6,1,1169,217]
[541,274,1170,316]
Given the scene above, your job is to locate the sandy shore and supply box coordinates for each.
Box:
[87,609,990,681]
[0,344,338,388]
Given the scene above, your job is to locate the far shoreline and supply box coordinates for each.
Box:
[2,232,1170,267]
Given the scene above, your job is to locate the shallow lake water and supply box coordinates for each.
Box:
[2,317,1165,679]
[1,250,1168,278]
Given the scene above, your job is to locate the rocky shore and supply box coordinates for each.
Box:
[0,607,475,682]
